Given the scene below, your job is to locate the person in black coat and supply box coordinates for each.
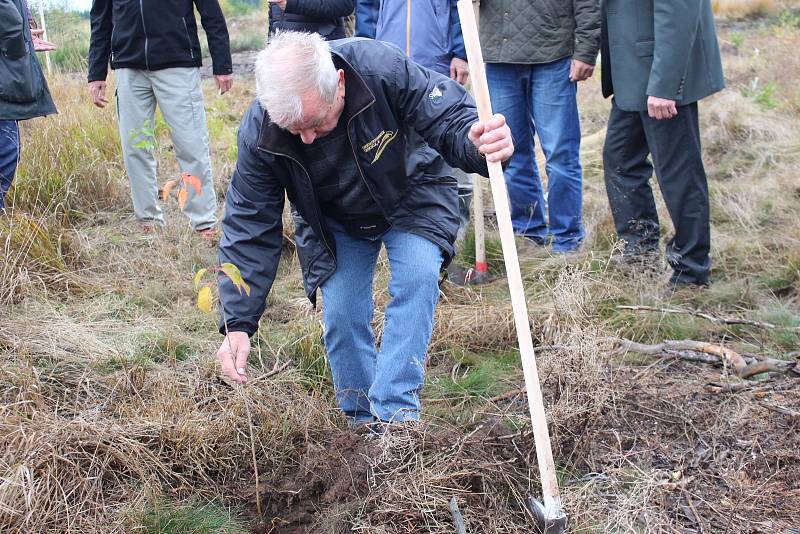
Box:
[0,0,57,211]
[268,0,354,40]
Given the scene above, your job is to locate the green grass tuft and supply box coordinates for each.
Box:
[136,500,246,534]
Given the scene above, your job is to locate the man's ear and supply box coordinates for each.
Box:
[337,69,346,88]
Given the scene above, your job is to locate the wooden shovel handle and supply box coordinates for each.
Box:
[456,0,564,514]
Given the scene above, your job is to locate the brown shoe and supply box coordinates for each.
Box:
[196,226,218,241]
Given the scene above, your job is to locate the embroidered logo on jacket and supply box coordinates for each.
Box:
[362,129,398,164]
[429,85,443,104]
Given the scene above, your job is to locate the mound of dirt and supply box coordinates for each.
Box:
[249,433,373,533]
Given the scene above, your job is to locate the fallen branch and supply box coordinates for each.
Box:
[250,359,293,383]
[705,381,765,394]
[487,388,524,405]
[616,338,799,379]
[616,305,800,331]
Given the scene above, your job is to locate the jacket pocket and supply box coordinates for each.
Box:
[0,49,43,104]
[635,40,655,57]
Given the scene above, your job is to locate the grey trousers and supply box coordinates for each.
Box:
[603,99,711,284]
[115,67,217,230]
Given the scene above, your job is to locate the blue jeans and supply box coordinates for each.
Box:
[486,58,584,252]
[0,120,20,211]
[320,218,443,424]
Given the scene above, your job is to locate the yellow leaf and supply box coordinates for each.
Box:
[194,268,208,290]
[162,179,179,202]
[197,286,213,313]
[220,262,248,295]
[178,188,189,210]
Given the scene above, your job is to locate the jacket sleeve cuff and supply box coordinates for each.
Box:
[573,50,598,66]
[219,318,257,337]
[212,65,233,76]
[87,71,108,83]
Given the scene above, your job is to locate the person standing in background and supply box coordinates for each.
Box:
[268,0,354,40]
[0,0,57,212]
[356,0,473,245]
[87,0,233,236]
[478,0,600,254]
[601,0,724,286]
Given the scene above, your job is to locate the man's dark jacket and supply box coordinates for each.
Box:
[87,0,232,82]
[0,0,56,120]
[269,0,354,40]
[601,0,724,111]
[218,38,487,336]
[478,0,600,66]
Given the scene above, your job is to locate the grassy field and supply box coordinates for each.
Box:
[2,4,800,534]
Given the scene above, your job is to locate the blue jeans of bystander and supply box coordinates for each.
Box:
[486,58,584,252]
[0,120,20,211]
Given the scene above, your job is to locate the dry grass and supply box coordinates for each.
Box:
[1,12,799,534]
[713,0,776,19]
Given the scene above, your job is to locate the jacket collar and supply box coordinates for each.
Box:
[256,51,376,159]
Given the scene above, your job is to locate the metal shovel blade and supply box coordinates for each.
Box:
[528,496,568,534]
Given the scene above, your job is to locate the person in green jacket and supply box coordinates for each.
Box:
[601,0,725,286]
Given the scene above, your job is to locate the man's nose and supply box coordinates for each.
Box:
[299,130,316,144]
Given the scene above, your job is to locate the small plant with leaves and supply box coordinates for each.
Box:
[162,171,203,210]
[194,263,250,314]
[129,119,156,151]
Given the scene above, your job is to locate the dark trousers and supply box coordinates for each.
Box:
[603,99,711,284]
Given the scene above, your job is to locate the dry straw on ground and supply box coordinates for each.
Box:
[2,12,800,534]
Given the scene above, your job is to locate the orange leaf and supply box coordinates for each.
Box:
[178,188,189,210]
[187,174,203,195]
[161,179,179,202]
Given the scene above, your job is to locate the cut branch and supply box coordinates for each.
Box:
[616,338,799,379]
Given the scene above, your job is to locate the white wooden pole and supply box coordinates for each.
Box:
[37,2,52,75]
[472,173,487,274]
[469,1,487,277]
[456,0,566,527]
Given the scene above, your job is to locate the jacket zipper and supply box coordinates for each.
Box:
[345,101,391,223]
[110,24,116,62]
[182,18,194,59]
[258,99,384,288]
[257,148,336,259]
[139,0,150,70]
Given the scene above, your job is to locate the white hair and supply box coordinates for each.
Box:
[255,31,339,128]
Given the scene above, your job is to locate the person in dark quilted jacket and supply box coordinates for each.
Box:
[478,0,600,254]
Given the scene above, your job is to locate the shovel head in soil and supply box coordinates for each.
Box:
[529,495,568,534]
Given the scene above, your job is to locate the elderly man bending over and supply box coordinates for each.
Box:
[215,32,513,427]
